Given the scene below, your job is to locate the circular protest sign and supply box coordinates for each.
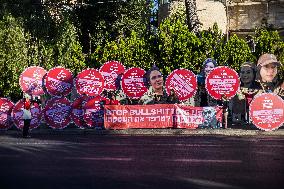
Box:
[205,66,240,100]
[44,97,72,129]
[45,67,73,96]
[19,66,46,95]
[121,67,147,99]
[165,69,197,101]
[99,61,125,91]
[75,69,104,96]
[71,95,89,128]
[249,93,284,131]
[0,98,14,130]
[12,99,41,130]
[83,96,105,128]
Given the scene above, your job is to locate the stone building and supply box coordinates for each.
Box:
[159,0,284,37]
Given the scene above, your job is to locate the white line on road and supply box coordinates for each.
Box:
[169,159,242,163]
[63,157,132,161]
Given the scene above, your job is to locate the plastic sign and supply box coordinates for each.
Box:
[45,67,73,96]
[44,97,72,129]
[165,69,197,101]
[83,96,105,128]
[99,61,125,90]
[19,66,46,95]
[12,99,41,130]
[206,66,240,100]
[75,69,104,96]
[0,98,14,130]
[249,93,284,131]
[71,95,89,128]
[121,67,147,99]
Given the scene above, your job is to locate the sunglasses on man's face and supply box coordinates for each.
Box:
[151,74,163,80]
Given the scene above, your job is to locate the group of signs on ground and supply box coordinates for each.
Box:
[0,61,283,131]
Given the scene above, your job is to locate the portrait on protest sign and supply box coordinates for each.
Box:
[75,69,104,96]
[19,66,46,96]
[0,98,14,130]
[99,61,125,91]
[198,107,222,129]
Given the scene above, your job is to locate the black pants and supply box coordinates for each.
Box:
[23,119,31,137]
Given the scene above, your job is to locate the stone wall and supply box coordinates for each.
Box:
[159,0,284,36]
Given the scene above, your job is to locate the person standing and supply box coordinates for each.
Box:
[138,66,170,105]
[195,58,218,107]
[22,94,32,138]
[254,53,283,98]
[232,62,258,123]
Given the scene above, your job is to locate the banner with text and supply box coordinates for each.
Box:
[104,104,223,129]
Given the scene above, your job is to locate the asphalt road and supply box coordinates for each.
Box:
[0,134,283,189]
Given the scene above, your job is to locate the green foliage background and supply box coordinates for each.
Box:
[0,1,283,101]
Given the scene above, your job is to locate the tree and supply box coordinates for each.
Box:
[158,17,202,75]
[90,30,154,70]
[219,34,254,71]
[54,16,86,75]
[0,14,28,100]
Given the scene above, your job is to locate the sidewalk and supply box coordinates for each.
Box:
[1,123,284,136]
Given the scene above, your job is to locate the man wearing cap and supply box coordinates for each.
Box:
[255,53,284,98]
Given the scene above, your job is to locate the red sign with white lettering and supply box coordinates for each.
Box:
[71,95,89,128]
[83,96,105,128]
[99,61,125,90]
[249,93,284,131]
[12,99,41,130]
[45,67,73,96]
[165,69,197,101]
[19,66,46,95]
[206,66,240,100]
[121,67,147,99]
[44,97,72,129]
[104,104,223,129]
[0,98,14,130]
[75,69,104,96]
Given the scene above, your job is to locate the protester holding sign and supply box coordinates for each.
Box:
[22,94,32,138]
[254,53,284,98]
[232,62,258,123]
[195,58,218,107]
[139,66,177,105]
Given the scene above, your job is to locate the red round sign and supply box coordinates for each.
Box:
[71,95,89,128]
[99,61,125,90]
[83,96,105,128]
[12,99,41,130]
[45,67,73,96]
[121,67,147,99]
[44,97,72,129]
[205,66,240,100]
[165,69,197,101]
[19,66,47,95]
[0,98,14,130]
[249,93,284,131]
[75,69,104,96]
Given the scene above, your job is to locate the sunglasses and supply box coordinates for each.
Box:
[150,74,163,80]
